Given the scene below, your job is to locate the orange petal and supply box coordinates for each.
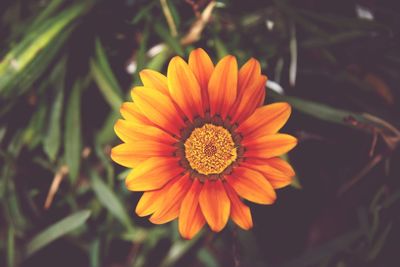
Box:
[131,86,185,137]
[179,179,205,239]
[224,182,253,230]
[150,173,192,224]
[226,167,276,204]
[230,75,267,123]
[114,119,177,144]
[136,190,166,217]
[110,143,151,168]
[188,48,214,110]
[120,102,152,126]
[237,58,262,97]
[243,134,297,159]
[167,56,203,121]
[199,179,230,232]
[208,55,238,119]
[243,158,295,189]
[237,102,292,137]
[125,157,183,191]
[139,69,169,95]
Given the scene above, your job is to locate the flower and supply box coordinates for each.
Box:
[111,48,297,239]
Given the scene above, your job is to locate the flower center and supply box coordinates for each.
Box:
[184,123,237,175]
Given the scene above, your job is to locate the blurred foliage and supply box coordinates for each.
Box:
[1,0,400,266]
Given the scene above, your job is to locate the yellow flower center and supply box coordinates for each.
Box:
[184,124,237,175]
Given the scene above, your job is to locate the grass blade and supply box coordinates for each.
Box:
[64,80,83,182]
[25,210,91,258]
[90,171,133,230]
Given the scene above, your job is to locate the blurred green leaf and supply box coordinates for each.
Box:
[94,39,123,93]
[0,126,6,144]
[22,99,47,150]
[91,38,123,111]
[301,31,369,48]
[146,47,171,71]
[130,1,156,25]
[197,248,220,267]
[64,79,83,182]
[43,90,64,161]
[367,222,392,261]
[25,210,91,258]
[43,58,66,161]
[160,233,202,267]
[154,22,184,56]
[95,110,119,146]
[90,171,133,231]
[89,239,100,267]
[28,0,65,31]
[214,36,229,59]
[0,2,91,98]
[269,90,365,127]
[7,225,15,267]
[135,23,150,78]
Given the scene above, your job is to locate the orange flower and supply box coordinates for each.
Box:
[111,48,297,239]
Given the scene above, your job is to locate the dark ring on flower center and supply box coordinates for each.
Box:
[175,112,244,182]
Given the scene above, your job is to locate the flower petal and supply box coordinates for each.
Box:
[120,102,152,126]
[199,179,230,232]
[237,102,292,137]
[136,190,166,217]
[188,48,214,110]
[230,75,267,123]
[150,173,192,224]
[238,58,262,96]
[110,143,157,168]
[131,86,185,137]
[208,55,238,119]
[139,69,169,95]
[167,56,203,121]
[114,119,177,144]
[224,182,253,230]
[226,167,276,204]
[242,158,295,189]
[243,134,297,159]
[111,141,176,169]
[125,157,183,191]
[179,179,205,239]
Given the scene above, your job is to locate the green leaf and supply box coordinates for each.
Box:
[91,39,123,112]
[22,99,48,150]
[0,126,6,144]
[269,90,365,127]
[95,110,120,146]
[197,248,220,267]
[90,171,133,230]
[0,2,91,98]
[301,31,369,48]
[91,60,123,112]
[160,233,202,267]
[146,47,171,72]
[89,239,101,267]
[44,58,66,161]
[154,22,184,56]
[25,210,91,258]
[367,222,393,261]
[214,36,229,59]
[94,38,123,96]
[64,80,83,182]
[7,225,15,267]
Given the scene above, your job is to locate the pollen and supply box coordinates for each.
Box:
[184,124,237,175]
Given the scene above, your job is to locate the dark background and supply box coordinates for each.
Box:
[1,0,400,266]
